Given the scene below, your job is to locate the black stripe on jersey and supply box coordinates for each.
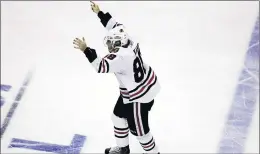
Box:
[121,95,130,99]
[140,137,154,146]
[129,67,152,94]
[120,87,127,90]
[98,61,102,73]
[104,60,109,73]
[129,76,157,102]
[115,134,128,138]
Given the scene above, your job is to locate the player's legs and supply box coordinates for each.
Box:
[126,100,159,153]
[112,95,129,147]
[105,95,130,154]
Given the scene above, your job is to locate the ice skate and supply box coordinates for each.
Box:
[105,145,130,154]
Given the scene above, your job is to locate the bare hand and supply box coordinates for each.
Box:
[73,37,87,52]
[90,1,100,14]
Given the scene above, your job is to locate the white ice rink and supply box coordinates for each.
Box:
[1,1,259,153]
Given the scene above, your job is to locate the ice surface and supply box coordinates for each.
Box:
[1,1,259,153]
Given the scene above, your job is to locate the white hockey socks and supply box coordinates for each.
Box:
[137,132,159,153]
[111,114,129,147]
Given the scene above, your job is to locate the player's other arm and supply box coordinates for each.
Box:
[73,37,125,73]
[84,47,125,73]
[90,1,122,31]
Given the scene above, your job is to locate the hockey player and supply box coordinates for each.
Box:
[73,1,161,154]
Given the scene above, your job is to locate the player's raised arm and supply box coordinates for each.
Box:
[73,37,125,73]
[90,1,122,31]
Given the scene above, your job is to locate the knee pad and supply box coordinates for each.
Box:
[111,113,128,128]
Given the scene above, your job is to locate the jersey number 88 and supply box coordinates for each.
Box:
[133,51,146,83]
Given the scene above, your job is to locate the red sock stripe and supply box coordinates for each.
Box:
[114,130,129,134]
[143,141,154,149]
[144,142,156,151]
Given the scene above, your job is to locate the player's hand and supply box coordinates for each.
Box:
[90,1,100,14]
[73,37,87,52]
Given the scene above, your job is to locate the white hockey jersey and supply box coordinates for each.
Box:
[84,12,161,104]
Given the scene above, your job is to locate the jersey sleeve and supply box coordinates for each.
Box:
[84,47,125,73]
[97,11,123,31]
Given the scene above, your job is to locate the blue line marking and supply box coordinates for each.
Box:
[1,85,12,92]
[9,134,86,154]
[0,85,12,107]
[0,71,34,139]
[217,16,259,153]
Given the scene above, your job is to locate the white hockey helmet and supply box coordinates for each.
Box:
[104,25,129,52]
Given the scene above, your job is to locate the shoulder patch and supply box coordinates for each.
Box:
[105,54,117,60]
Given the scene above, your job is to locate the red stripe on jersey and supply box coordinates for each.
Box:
[129,67,152,94]
[119,87,127,90]
[130,71,155,98]
[121,91,129,95]
[120,87,130,97]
